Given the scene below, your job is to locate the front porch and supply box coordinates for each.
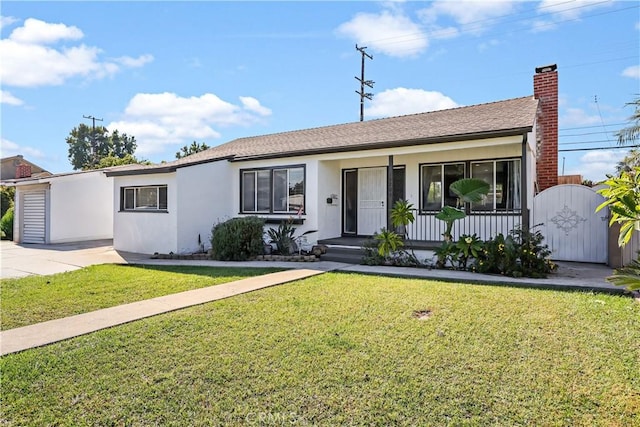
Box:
[319,211,523,247]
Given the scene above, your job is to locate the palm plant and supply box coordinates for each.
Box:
[374,229,404,260]
[390,199,415,238]
[616,97,639,146]
[436,178,490,242]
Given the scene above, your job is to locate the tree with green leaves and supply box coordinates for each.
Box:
[616,96,639,146]
[66,124,139,170]
[596,97,640,291]
[175,141,210,159]
[616,148,640,175]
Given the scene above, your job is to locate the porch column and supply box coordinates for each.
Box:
[387,155,394,230]
[521,134,530,230]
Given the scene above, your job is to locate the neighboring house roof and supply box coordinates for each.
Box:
[107,96,539,177]
[0,155,51,181]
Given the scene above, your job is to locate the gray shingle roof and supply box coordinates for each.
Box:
[108,96,538,176]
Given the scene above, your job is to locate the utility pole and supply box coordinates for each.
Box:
[83,115,103,165]
[355,45,374,122]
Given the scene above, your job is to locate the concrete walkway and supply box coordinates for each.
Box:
[0,268,334,356]
[0,240,630,356]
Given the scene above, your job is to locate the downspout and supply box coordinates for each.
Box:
[521,133,530,230]
[387,155,394,230]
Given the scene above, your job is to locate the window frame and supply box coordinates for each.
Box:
[419,162,466,213]
[470,158,521,213]
[120,185,168,212]
[240,164,306,215]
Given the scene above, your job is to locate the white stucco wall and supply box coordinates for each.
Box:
[227,135,526,243]
[316,160,341,240]
[13,171,113,244]
[230,158,322,243]
[176,161,233,254]
[48,171,113,243]
[112,173,177,254]
[109,134,532,254]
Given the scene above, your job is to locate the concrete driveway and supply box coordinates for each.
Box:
[0,240,148,279]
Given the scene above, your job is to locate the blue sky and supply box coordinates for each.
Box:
[1,1,638,181]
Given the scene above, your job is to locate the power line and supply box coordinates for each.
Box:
[559,130,618,137]
[360,2,635,55]
[560,122,626,131]
[362,0,609,47]
[559,139,618,146]
[559,145,638,152]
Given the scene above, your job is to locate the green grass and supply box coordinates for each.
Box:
[0,264,282,330]
[2,272,639,426]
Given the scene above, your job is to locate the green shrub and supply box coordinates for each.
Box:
[362,229,421,267]
[211,216,265,261]
[362,238,385,266]
[473,227,556,278]
[1,186,15,218]
[1,206,14,240]
[266,219,296,255]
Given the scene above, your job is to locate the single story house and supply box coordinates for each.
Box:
[106,65,559,255]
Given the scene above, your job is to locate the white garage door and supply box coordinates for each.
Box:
[23,191,46,244]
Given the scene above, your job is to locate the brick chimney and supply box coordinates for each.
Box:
[533,64,558,192]
[15,164,32,179]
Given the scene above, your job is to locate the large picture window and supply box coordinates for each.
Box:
[420,163,465,211]
[241,166,305,214]
[121,185,167,211]
[471,159,521,212]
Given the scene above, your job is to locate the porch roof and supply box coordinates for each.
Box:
[106,96,538,177]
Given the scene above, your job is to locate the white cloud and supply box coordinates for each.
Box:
[110,92,272,155]
[366,87,458,118]
[533,0,613,32]
[113,54,154,68]
[560,107,600,127]
[240,96,272,116]
[622,65,640,79]
[0,90,24,106]
[0,137,46,159]
[0,18,153,88]
[336,10,428,58]
[9,18,83,44]
[0,16,18,30]
[567,149,627,182]
[420,0,517,29]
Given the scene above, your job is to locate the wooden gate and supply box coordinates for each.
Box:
[533,184,608,263]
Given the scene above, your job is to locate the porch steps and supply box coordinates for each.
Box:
[320,246,364,264]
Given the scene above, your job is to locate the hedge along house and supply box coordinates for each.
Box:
[107,65,558,255]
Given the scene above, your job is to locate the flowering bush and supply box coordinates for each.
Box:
[473,226,556,278]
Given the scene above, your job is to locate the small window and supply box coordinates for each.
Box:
[241,166,305,214]
[121,185,168,211]
[420,163,465,211]
[471,159,521,212]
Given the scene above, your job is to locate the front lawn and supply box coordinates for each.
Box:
[0,264,282,330]
[2,273,639,425]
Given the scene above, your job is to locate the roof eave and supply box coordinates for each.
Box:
[104,155,235,177]
[231,127,532,162]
